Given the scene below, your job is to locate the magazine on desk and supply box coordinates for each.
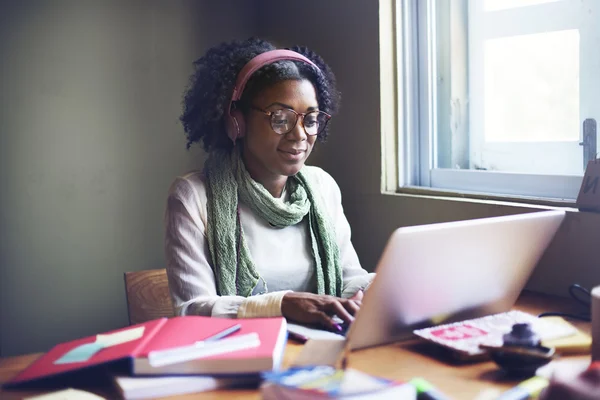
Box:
[412,310,577,359]
[4,316,287,389]
[261,365,417,399]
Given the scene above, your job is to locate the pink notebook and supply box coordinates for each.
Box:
[5,316,287,388]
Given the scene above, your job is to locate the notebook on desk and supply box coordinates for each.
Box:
[291,210,566,351]
[4,316,288,389]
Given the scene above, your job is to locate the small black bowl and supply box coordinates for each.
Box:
[480,344,555,377]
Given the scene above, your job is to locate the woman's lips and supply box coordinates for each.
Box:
[278,148,306,161]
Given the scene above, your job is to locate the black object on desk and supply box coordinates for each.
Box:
[480,323,554,377]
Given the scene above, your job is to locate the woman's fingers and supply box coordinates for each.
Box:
[327,300,354,324]
[281,292,365,331]
[349,290,364,301]
[314,311,340,331]
[319,296,364,329]
[341,299,360,315]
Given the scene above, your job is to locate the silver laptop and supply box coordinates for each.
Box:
[345,210,566,350]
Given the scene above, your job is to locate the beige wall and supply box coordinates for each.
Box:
[258,0,600,296]
[0,0,257,356]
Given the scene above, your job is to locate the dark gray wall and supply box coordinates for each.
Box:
[0,0,257,357]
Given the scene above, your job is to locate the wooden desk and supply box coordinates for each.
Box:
[0,291,591,400]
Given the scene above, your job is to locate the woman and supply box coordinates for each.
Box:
[165,38,374,331]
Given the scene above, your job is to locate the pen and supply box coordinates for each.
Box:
[496,376,548,400]
[203,323,242,343]
[287,331,309,343]
[409,378,451,400]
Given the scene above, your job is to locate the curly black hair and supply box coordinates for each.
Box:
[180,37,341,151]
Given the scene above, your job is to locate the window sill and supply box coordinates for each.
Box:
[390,186,580,212]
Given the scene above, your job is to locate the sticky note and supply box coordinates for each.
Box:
[53,326,144,365]
[96,326,144,347]
[54,342,105,364]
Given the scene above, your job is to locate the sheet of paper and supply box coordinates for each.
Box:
[292,338,347,367]
[95,326,144,347]
[148,332,261,367]
[472,388,503,400]
[24,388,106,399]
[536,358,590,380]
[115,375,258,399]
[287,323,346,341]
[53,342,105,364]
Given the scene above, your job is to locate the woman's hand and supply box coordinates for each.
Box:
[281,292,362,332]
[349,290,363,302]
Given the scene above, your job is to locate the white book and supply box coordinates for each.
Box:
[114,375,257,400]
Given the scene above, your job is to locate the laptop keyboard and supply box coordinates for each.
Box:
[332,316,351,337]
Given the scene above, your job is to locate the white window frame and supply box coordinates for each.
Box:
[395,0,585,202]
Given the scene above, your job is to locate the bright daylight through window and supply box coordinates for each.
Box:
[398,0,599,201]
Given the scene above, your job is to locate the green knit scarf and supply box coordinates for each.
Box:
[204,147,342,297]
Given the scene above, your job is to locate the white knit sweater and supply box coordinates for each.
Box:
[164,165,374,318]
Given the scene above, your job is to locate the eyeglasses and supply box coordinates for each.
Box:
[250,105,331,136]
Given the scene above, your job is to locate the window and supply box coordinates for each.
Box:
[393,0,600,201]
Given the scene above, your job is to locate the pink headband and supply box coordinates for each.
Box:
[230,49,320,103]
[225,49,321,143]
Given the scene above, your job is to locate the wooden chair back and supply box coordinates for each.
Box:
[124,268,175,325]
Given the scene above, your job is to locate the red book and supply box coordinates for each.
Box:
[4,316,287,388]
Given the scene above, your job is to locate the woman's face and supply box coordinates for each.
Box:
[242,79,319,186]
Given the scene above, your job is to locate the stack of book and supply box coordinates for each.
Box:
[3,316,288,399]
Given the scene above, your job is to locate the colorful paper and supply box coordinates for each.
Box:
[54,326,145,365]
[96,326,144,347]
[54,342,105,364]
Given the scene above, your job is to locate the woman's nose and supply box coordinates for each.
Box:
[286,116,308,141]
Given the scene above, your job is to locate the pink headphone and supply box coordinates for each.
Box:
[225,49,320,143]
